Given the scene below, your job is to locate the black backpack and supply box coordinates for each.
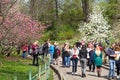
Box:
[42,43,48,53]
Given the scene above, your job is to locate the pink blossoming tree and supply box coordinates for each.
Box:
[0,0,47,56]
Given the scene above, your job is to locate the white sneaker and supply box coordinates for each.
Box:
[117,76,119,79]
[72,72,74,75]
[74,72,77,74]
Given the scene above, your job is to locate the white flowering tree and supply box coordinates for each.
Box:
[79,4,112,42]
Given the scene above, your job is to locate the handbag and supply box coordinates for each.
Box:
[73,54,77,59]
[72,50,77,59]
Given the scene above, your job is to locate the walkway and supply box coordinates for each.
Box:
[52,57,111,80]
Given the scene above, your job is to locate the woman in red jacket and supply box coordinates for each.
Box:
[31,41,39,66]
[22,44,28,58]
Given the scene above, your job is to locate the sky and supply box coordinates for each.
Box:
[25,0,29,2]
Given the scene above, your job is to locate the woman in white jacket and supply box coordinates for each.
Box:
[70,45,79,75]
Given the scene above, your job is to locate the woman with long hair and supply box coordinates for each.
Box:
[71,45,79,74]
[94,45,102,77]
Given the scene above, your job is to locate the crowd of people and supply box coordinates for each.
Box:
[61,40,103,78]
[21,39,61,66]
[20,39,120,79]
[59,40,120,79]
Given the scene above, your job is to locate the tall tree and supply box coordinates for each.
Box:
[30,0,36,19]
[82,0,89,22]
[0,3,1,15]
[55,0,58,20]
[29,0,55,23]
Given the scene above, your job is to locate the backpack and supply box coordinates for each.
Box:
[35,45,44,55]
[42,43,48,53]
[104,47,109,56]
[39,45,44,55]
[54,47,60,56]
[50,45,54,50]
[35,47,39,55]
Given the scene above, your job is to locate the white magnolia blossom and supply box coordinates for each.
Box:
[79,4,112,42]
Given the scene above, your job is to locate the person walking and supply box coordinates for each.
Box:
[79,45,87,77]
[114,44,120,79]
[42,39,50,57]
[31,41,39,66]
[71,45,79,75]
[88,45,95,72]
[64,43,70,67]
[94,45,102,77]
[21,44,28,58]
[49,42,55,64]
[107,43,116,79]
[62,43,67,67]
[53,42,60,65]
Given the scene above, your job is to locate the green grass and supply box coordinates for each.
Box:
[0,55,53,80]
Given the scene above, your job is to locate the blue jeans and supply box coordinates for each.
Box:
[65,56,70,67]
[22,51,26,58]
[108,59,115,78]
[72,58,78,72]
[28,49,31,55]
[80,58,87,74]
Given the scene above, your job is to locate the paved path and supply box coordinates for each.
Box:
[53,72,59,80]
[52,57,111,80]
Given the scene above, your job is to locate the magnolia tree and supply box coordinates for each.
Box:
[79,4,112,42]
[0,0,47,55]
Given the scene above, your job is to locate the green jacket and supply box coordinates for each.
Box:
[94,51,102,66]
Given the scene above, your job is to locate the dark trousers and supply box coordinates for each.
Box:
[116,63,120,76]
[62,57,65,66]
[33,54,38,65]
[89,61,95,71]
[72,58,78,72]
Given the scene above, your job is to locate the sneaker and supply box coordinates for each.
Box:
[82,74,84,77]
[72,72,74,75]
[117,76,120,79]
[84,74,86,77]
[108,77,112,80]
[97,72,101,77]
[112,77,114,79]
[74,72,77,74]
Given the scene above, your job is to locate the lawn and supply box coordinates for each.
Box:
[0,55,53,80]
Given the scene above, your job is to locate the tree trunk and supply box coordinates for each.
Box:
[82,0,89,22]
[0,3,1,15]
[55,0,58,21]
[30,0,36,19]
